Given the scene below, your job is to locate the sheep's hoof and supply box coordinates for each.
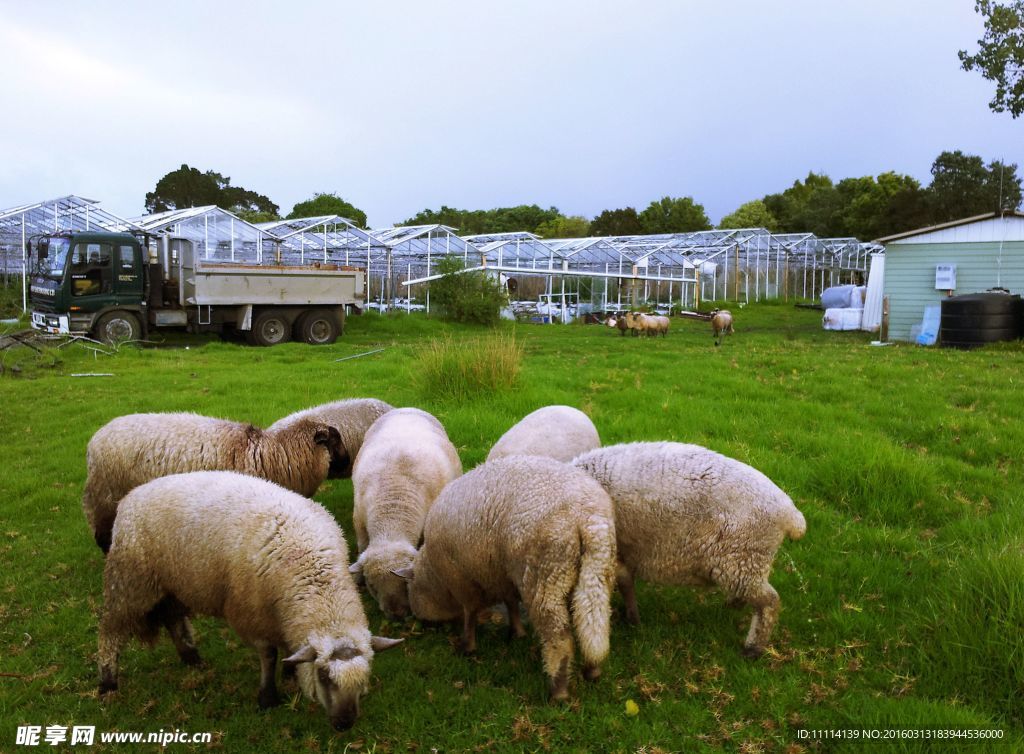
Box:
[281,663,296,681]
[98,679,118,696]
[583,665,602,681]
[548,685,570,703]
[179,648,202,666]
[257,687,281,710]
[623,608,640,626]
[456,639,476,656]
[742,645,764,660]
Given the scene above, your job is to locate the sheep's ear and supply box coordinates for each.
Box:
[282,644,317,667]
[348,559,362,574]
[314,425,342,449]
[390,566,414,581]
[371,636,404,652]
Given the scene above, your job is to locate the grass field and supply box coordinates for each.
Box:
[1,303,1023,753]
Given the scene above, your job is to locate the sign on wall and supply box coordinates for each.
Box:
[935,264,956,290]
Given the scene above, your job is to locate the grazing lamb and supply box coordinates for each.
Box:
[710,309,734,346]
[486,405,600,464]
[97,471,402,732]
[349,408,462,618]
[645,314,670,337]
[82,412,344,552]
[268,398,394,478]
[573,442,806,658]
[604,315,629,336]
[395,456,616,701]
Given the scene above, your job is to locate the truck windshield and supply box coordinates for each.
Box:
[35,238,73,281]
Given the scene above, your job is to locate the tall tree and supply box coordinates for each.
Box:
[763,172,837,234]
[145,164,278,217]
[589,207,643,236]
[288,193,368,227]
[959,0,1024,117]
[718,200,780,230]
[638,196,711,233]
[926,150,1022,221]
[534,215,590,238]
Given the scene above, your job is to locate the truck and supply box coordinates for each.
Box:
[28,231,365,346]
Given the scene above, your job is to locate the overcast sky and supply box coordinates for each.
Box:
[1,1,1020,227]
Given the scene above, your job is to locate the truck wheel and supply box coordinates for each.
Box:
[247,311,292,347]
[296,310,339,345]
[94,312,141,345]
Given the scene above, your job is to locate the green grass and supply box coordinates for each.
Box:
[1,304,1023,752]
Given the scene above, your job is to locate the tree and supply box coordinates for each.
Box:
[762,172,837,234]
[234,209,280,224]
[145,164,279,217]
[534,215,590,238]
[718,200,780,230]
[589,207,643,236]
[288,193,368,227]
[959,1,1024,117]
[428,256,507,326]
[400,205,560,235]
[638,196,712,233]
[926,150,1022,222]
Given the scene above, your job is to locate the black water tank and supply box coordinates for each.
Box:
[940,292,1023,349]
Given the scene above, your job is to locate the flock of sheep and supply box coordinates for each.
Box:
[605,308,735,345]
[83,398,804,732]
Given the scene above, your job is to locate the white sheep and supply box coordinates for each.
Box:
[267,398,394,478]
[573,442,806,657]
[349,408,462,618]
[710,309,734,346]
[486,405,600,464]
[623,312,669,337]
[82,412,344,552]
[395,456,616,701]
[97,471,402,732]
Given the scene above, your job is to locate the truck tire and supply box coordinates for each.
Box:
[247,311,292,347]
[296,309,339,345]
[94,312,141,345]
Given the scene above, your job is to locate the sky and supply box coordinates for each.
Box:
[1,0,1021,228]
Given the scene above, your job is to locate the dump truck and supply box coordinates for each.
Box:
[28,231,365,346]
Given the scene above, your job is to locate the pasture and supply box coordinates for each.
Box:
[1,304,1022,753]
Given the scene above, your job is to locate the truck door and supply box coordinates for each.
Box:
[114,242,143,303]
[68,242,114,301]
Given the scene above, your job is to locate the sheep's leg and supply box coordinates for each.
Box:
[93,511,116,554]
[165,615,201,666]
[740,582,780,658]
[459,607,479,655]
[97,617,126,695]
[615,562,640,625]
[256,643,281,709]
[505,598,527,641]
[523,595,574,702]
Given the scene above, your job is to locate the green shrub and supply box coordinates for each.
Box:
[428,257,507,325]
[416,331,522,400]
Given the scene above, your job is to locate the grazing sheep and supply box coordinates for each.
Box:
[573,442,806,657]
[82,413,344,553]
[604,315,629,336]
[268,398,394,478]
[396,456,616,701]
[349,408,462,619]
[623,312,668,337]
[623,311,646,336]
[97,471,402,732]
[711,309,734,346]
[486,405,600,464]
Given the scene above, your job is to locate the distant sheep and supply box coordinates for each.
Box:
[623,312,669,337]
[268,398,393,478]
[711,309,734,346]
[397,456,616,701]
[97,471,402,731]
[574,442,805,657]
[486,405,600,464]
[349,408,462,618]
[604,315,629,336]
[82,412,343,552]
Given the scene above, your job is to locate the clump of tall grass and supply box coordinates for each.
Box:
[416,331,522,400]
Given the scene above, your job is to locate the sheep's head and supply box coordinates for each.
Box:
[392,555,460,623]
[605,316,617,328]
[349,542,416,619]
[284,633,402,732]
[312,424,351,478]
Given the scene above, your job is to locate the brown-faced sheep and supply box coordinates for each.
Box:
[97,471,402,732]
[396,456,616,701]
[82,412,344,552]
[349,408,462,618]
[267,398,394,478]
[605,315,629,336]
[573,442,805,657]
[486,405,600,463]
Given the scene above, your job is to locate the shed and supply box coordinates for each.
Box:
[876,212,1024,342]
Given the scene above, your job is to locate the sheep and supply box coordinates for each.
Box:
[97,471,403,732]
[486,405,600,464]
[267,398,394,478]
[623,311,668,337]
[394,456,616,701]
[349,408,462,619]
[82,412,344,553]
[710,308,734,346]
[623,311,646,336]
[604,315,629,336]
[572,442,806,658]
